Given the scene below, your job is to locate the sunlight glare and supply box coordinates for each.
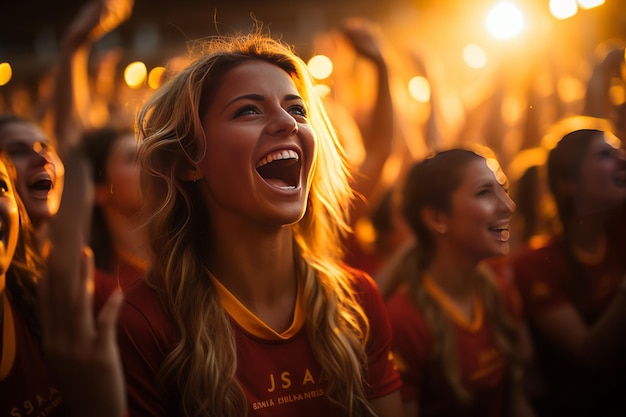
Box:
[486,1,525,39]
[307,55,333,80]
[577,0,604,9]
[550,0,578,20]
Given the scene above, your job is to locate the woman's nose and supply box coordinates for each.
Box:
[268,109,298,136]
[499,189,516,214]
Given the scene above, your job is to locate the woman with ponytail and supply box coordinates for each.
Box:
[386,147,535,417]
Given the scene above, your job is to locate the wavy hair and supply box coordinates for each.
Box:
[400,148,522,403]
[136,32,373,416]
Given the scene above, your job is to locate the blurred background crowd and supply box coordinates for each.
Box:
[2,1,626,416]
[2,0,625,283]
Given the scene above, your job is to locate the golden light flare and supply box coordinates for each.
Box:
[148,66,166,89]
[463,44,487,69]
[307,55,333,80]
[549,0,578,20]
[557,76,585,103]
[0,62,12,86]
[486,1,525,39]
[577,0,605,10]
[124,61,147,89]
[313,84,331,99]
[408,76,431,103]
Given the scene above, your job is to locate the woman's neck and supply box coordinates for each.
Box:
[424,259,481,324]
[209,229,299,333]
[426,254,477,300]
[568,211,608,253]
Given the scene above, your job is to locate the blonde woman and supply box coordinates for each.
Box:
[115,32,402,416]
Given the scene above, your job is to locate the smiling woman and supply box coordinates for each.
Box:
[0,115,64,237]
[385,147,536,417]
[115,31,403,417]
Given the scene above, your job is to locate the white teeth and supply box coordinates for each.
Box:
[257,150,299,168]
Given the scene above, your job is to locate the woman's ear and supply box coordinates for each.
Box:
[421,207,448,235]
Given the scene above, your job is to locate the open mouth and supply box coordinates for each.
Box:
[256,149,301,190]
[28,178,53,192]
[488,225,510,242]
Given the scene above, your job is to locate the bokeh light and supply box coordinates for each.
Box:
[148,66,166,89]
[0,62,12,86]
[577,0,605,10]
[408,76,431,103]
[550,0,578,20]
[124,61,147,88]
[463,44,487,69]
[486,1,525,39]
[313,84,331,98]
[307,55,333,80]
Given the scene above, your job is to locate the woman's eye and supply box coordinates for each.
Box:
[233,105,258,118]
[477,188,490,197]
[0,180,9,193]
[5,146,30,157]
[289,105,308,118]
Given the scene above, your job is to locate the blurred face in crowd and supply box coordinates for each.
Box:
[95,132,142,217]
[572,132,626,214]
[0,121,64,228]
[442,157,516,263]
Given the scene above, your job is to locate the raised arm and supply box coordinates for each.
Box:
[340,18,394,221]
[39,145,126,417]
[45,0,133,154]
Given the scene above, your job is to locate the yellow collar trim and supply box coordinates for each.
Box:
[0,292,16,380]
[423,275,483,332]
[573,235,606,266]
[210,273,305,341]
[116,248,149,272]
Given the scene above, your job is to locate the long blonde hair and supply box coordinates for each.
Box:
[136,32,373,416]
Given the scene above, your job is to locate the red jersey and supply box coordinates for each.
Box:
[94,252,147,310]
[0,293,65,417]
[386,272,521,417]
[116,268,401,416]
[512,235,626,416]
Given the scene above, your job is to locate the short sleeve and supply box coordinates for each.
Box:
[350,269,403,399]
[385,286,432,402]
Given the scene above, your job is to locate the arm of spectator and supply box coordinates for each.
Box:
[401,400,418,417]
[371,390,405,417]
[533,284,626,371]
[340,18,394,221]
[39,149,126,417]
[583,46,625,119]
[48,0,133,155]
